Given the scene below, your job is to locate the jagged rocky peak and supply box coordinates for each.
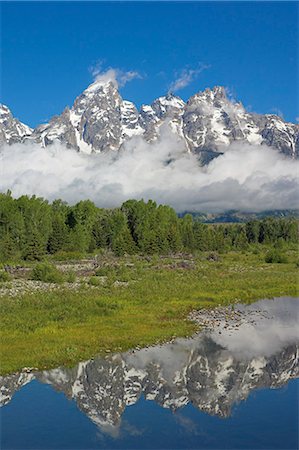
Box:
[183,86,299,159]
[33,80,125,153]
[260,114,299,157]
[72,80,124,153]
[194,85,228,101]
[1,82,298,160]
[184,86,248,151]
[120,100,143,140]
[187,86,241,115]
[151,93,185,116]
[0,104,12,119]
[139,93,186,141]
[0,104,32,145]
[32,79,143,153]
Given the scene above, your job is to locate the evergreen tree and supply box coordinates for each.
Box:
[214,226,226,252]
[193,222,209,251]
[17,195,52,253]
[109,210,136,256]
[0,232,19,262]
[180,214,195,251]
[234,228,249,250]
[23,229,46,261]
[245,220,260,243]
[0,191,297,261]
[48,215,69,254]
[67,224,89,253]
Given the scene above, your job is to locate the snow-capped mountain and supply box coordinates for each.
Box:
[0,104,32,145]
[0,82,298,161]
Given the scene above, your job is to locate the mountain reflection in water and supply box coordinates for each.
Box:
[1,297,298,437]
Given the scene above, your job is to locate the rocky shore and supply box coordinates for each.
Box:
[188,303,272,334]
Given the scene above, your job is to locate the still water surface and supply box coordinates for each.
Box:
[1,297,298,449]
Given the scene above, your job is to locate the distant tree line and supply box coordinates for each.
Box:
[0,192,297,261]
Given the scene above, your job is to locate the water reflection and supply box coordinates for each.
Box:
[1,297,298,435]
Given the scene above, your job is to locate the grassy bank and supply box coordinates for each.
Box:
[0,249,298,375]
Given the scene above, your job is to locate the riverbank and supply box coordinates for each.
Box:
[0,250,298,375]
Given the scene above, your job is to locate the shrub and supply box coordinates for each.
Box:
[31,263,64,283]
[274,238,285,250]
[115,266,133,282]
[95,265,133,282]
[65,271,76,283]
[249,244,261,255]
[265,250,288,264]
[0,271,12,282]
[95,266,113,277]
[88,276,103,286]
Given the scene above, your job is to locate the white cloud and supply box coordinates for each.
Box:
[89,62,142,89]
[168,64,210,93]
[0,132,298,213]
[117,71,142,87]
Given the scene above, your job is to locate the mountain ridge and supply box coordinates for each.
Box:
[1,82,298,163]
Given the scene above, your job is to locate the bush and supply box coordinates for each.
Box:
[31,263,64,283]
[95,265,133,282]
[88,276,103,286]
[249,244,261,255]
[65,271,76,283]
[115,266,133,282]
[265,250,288,264]
[95,266,113,277]
[0,271,12,282]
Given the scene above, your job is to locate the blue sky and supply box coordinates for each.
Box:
[1,1,298,127]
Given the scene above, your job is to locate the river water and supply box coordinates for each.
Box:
[1,296,298,449]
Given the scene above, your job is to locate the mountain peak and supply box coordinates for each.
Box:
[0,104,11,117]
[153,93,185,111]
[212,85,227,98]
[193,85,227,102]
[1,85,298,160]
[84,78,118,96]
[0,104,32,145]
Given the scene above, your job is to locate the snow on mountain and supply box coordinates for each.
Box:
[1,83,298,162]
[140,94,186,141]
[0,105,32,145]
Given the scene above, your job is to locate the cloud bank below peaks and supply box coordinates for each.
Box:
[0,132,298,212]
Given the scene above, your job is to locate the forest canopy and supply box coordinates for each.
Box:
[0,192,298,262]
